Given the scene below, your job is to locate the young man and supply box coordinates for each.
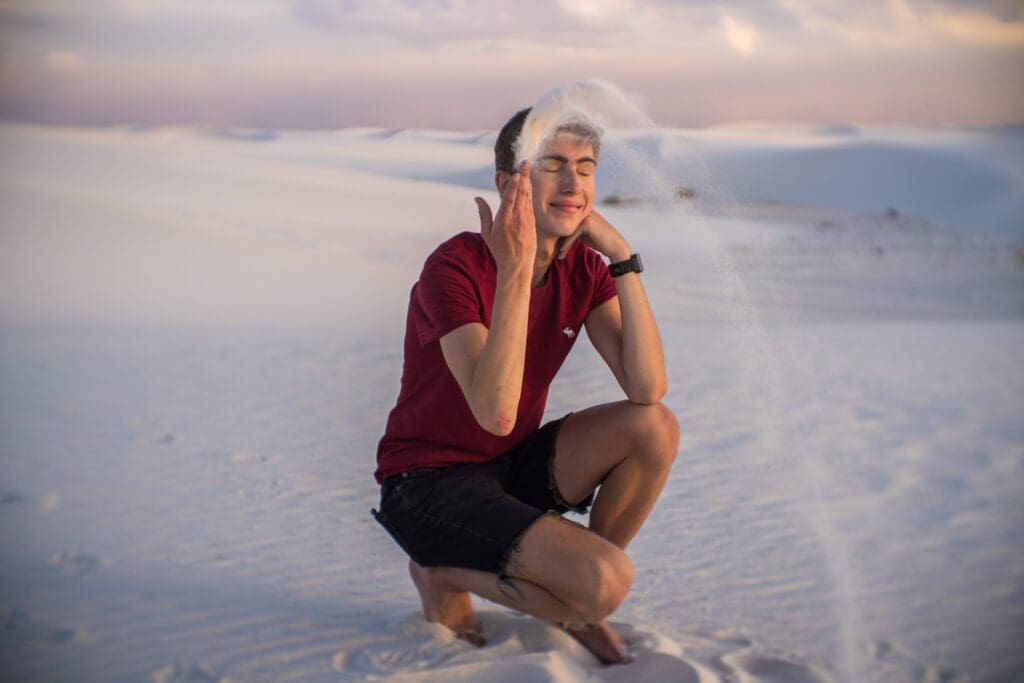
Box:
[372,108,679,665]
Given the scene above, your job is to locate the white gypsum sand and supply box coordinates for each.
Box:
[0,120,1022,683]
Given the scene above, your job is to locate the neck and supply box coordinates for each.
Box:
[532,234,559,288]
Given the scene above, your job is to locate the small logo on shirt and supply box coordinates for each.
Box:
[563,327,575,338]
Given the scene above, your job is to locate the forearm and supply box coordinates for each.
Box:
[468,267,532,434]
[615,272,667,404]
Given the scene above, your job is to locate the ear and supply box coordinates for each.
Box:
[495,171,512,194]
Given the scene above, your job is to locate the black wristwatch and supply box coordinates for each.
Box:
[608,253,643,277]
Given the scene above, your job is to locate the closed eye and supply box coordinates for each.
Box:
[538,156,597,177]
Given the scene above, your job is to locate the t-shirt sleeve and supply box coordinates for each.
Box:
[587,248,618,313]
[414,245,484,346]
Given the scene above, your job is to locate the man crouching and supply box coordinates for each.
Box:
[372,106,679,665]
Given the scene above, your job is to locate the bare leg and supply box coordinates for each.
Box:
[410,562,629,663]
[406,403,678,665]
[554,401,680,549]
[408,515,634,663]
[550,402,679,656]
[408,561,485,647]
[587,438,675,548]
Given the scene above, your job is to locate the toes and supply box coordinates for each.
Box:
[457,629,486,647]
[561,622,631,665]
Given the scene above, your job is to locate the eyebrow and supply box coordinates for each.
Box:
[539,154,598,165]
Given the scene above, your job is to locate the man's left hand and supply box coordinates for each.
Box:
[556,209,632,263]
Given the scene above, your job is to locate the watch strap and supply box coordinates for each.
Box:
[609,253,643,277]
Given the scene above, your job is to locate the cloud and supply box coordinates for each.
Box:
[776,0,1024,49]
[0,0,290,61]
[44,50,83,72]
[911,0,1023,23]
[927,5,1024,47]
[0,0,1021,128]
[557,0,635,22]
[721,13,760,56]
[0,0,279,21]
[287,0,618,45]
[2,43,1019,130]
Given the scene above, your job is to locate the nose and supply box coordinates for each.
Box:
[559,168,582,193]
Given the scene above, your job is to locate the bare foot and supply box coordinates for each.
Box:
[561,621,632,665]
[408,560,485,647]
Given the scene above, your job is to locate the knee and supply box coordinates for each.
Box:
[574,547,634,623]
[628,402,680,467]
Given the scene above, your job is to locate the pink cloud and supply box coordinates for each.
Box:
[0,1,1021,128]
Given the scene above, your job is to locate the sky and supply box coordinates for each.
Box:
[0,0,1022,130]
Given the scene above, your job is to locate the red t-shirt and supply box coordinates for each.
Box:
[374,231,618,483]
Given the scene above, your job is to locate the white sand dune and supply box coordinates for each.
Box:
[0,123,1021,682]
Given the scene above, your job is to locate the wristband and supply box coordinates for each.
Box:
[608,253,643,277]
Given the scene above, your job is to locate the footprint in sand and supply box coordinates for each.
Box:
[229,452,284,500]
[332,616,464,676]
[0,491,26,505]
[40,492,61,514]
[721,650,830,683]
[918,665,970,683]
[866,640,969,683]
[3,608,78,645]
[229,452,268,464]
[151,663,223,683]
[866,638,902,662]
[49,551,102,579]
[335,612,707,681]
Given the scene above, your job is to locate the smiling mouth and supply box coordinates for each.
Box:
[550,203,582,213]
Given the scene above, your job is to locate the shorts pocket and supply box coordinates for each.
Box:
[371,506,425,565]
[392,469,444,510]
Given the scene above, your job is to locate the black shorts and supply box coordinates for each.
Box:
[371,414,594,575]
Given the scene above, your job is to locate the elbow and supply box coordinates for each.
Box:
[484,414,516,437]
[468,388,521,436]
[627,393,665,406]
[626,378,668,406]
[474,408,517,437]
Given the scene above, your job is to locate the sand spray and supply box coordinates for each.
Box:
[515,79,653,166]
[517,79,866,682]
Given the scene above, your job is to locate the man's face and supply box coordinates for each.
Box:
[529,133,597,239]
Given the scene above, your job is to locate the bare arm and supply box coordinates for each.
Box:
[585,280,667,404]
[562,211,667,404]
[440,162,535,436]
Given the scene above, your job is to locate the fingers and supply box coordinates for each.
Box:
[475,197,493,234]
[488,161,533,253]
[557,236,573,259]
[555,236,568,260]
[558,226,583,260]
[518,159,531,186]
[515,160,532,215]
[496,161,533,234]
[501,165,523,206]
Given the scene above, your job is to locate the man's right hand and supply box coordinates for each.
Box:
[475,161,536,278]
[440,161,535,436]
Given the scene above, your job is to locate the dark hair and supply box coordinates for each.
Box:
[494,107,604,174]
[494,107,531,174]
